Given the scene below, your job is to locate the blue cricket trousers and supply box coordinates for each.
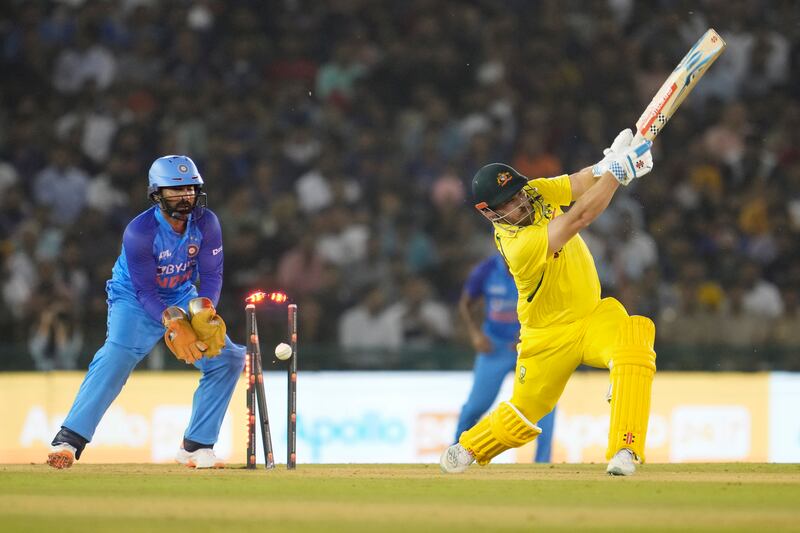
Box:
[62,287,245,445]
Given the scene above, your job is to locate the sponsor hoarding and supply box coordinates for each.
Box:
[0,371,787,464]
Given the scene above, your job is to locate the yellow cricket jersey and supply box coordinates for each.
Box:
[493,175,601,330]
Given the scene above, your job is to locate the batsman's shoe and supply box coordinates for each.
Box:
[47,443,77,469]
[176,447,225,469]
[440,443,475,474]
[607,448,637,476]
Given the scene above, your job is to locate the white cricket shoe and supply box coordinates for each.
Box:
[606,448,636,476]
[47,443,77,469]
[439,443,475,474]
[176,447,225,469]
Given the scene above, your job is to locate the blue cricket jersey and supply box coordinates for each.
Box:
[108,206,224,322]
[463,254,519,343]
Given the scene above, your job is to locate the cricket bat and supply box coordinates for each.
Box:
[633,28,726,143]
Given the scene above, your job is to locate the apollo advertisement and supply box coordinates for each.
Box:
[0,371,796,464]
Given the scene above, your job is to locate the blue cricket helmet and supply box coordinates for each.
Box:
[147,155,207,219]
[147,155,204,197]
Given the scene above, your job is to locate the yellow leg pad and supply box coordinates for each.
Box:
[607,316,656,462]
[459,402,542,465]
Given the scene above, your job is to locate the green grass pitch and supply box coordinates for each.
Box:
[1,463,799,532]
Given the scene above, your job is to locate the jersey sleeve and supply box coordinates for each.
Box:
[123,219,168,323]
[196,210,223,306]
[528,175,572,207]
[463,257,494,298]
[496,226,548,290]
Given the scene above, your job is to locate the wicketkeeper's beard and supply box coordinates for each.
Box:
[165,197,196,220]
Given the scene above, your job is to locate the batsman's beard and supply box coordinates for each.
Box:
[490,195,537,229]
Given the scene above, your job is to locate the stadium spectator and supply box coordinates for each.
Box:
[0,1,797,371]
[738,261,784,318]
[388,277,453,350]
[612,211,659,283]
[33,145,91,227]
[338,284,402,368]
[277,233,330,299]
[52,24,116,94]
[28,302,83,371]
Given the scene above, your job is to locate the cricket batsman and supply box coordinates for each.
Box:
[455,252,556,463]
[47,155,245,469]
[441,129,656,476]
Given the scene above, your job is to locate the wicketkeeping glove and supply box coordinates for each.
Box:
[592,134,654,186]
[162,306,207,364]
[188,297,227,358]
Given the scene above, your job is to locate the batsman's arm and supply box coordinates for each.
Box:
[569,129,635,200]
[567,166,599,201]
[548,170,620,255]
[549,138,654,255]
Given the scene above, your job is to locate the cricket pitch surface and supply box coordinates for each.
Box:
[2,463,799,532]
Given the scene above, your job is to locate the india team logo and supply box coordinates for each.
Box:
[178,164,189,173]
[187,244,199,258]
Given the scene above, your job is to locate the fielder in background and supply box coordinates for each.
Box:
[47,155,245,470]
[441,129,656,476]
[455,252,555,463]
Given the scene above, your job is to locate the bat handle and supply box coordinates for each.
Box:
[631,130,646,145]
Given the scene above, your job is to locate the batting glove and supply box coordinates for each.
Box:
[601,128,635,159]
[592,138,653,186]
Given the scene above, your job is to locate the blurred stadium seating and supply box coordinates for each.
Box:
[1,0,798,371]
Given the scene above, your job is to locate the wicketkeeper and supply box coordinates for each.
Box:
[48,155,245,469]
[441,129,656,476]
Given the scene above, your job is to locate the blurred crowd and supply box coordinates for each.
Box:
[1,0,799,371]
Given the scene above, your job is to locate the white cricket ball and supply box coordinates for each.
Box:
[274,342,293,361]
